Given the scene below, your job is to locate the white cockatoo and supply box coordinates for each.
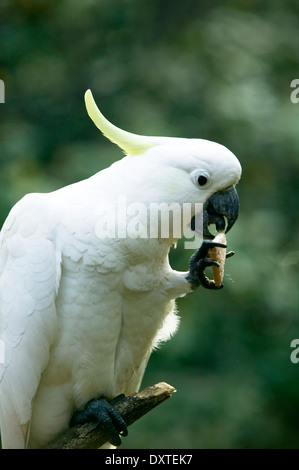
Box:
[0,90,241,448]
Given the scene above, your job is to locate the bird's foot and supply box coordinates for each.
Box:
[186,240,230,290]
[70,397,128,446]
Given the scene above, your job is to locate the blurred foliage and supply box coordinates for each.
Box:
[1,0,299,449]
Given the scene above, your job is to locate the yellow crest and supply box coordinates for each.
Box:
[85,90,155,156]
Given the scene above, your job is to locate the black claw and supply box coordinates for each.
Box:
[70,397,128,447]
[199,258,220,268]
[191,240,227,262]
[186,240,228,290]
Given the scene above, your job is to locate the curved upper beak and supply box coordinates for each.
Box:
[202,186,239,239]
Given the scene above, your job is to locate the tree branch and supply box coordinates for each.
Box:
[44,382,176,449]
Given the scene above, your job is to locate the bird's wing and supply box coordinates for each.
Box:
[0,194,61,448]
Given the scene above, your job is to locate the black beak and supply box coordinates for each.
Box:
[191,186,239,239]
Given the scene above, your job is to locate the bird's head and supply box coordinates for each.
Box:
[85,90,241,240]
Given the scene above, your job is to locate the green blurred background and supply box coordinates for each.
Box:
[1,0,299,449]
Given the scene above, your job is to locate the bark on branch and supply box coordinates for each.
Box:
[44,382,176,449]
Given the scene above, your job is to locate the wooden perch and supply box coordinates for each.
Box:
[44,382,176,449]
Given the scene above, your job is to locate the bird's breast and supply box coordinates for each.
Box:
[44,252,175,407]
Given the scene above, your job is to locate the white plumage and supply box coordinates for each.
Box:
[0,91,241,448]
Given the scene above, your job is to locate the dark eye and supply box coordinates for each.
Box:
[197,175,208,186]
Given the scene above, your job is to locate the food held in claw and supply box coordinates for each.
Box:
[208,233,227,287]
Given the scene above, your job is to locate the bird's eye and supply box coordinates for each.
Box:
[197,175,208,186]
